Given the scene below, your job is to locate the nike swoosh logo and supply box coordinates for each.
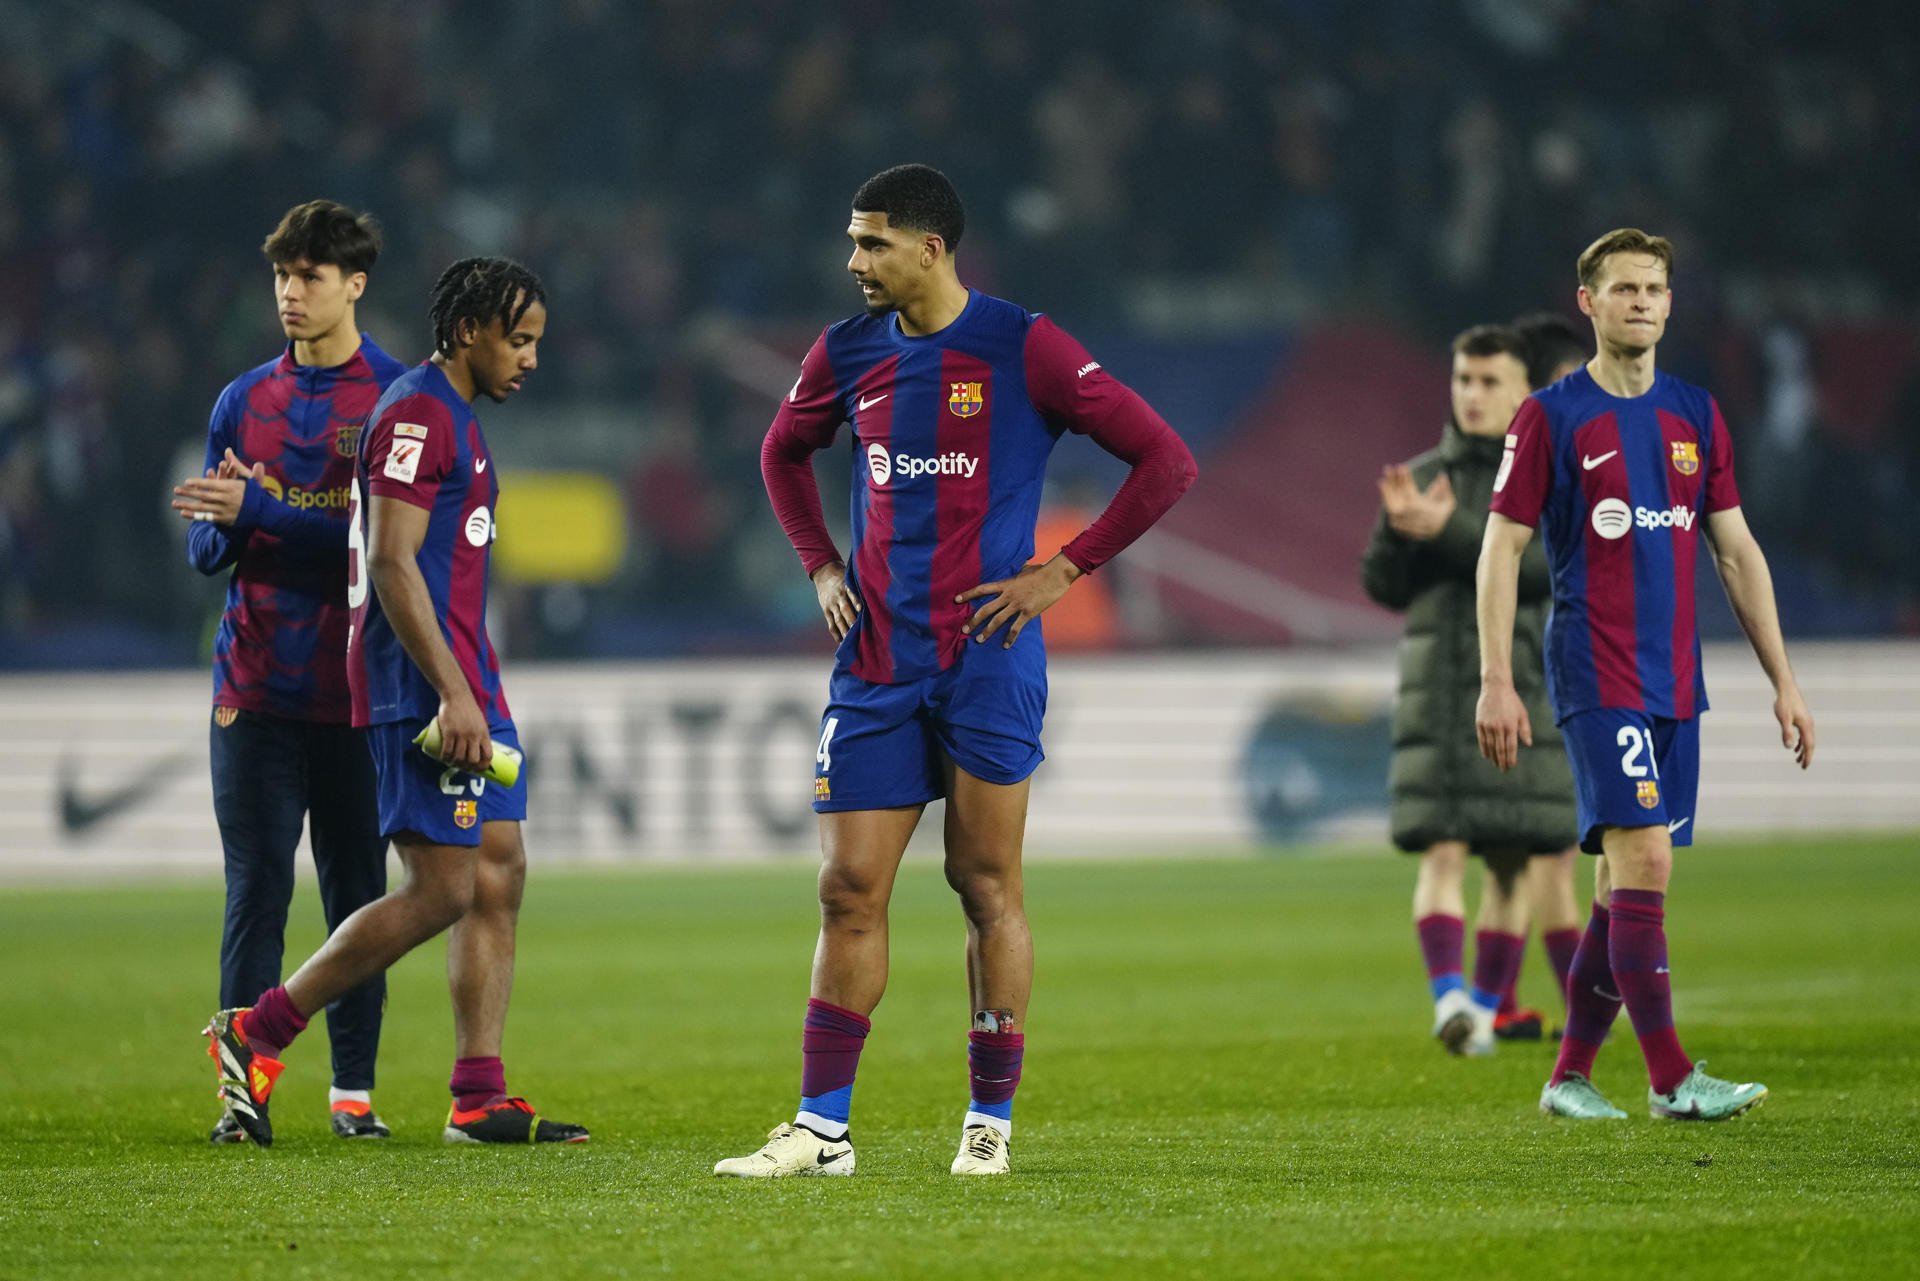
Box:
[1582,451,1618,470]
[857,393,888,411]
[58,751,193,835]
[475,457,488,473]
[816,1149,848,1165]
[1667,817,1689,834]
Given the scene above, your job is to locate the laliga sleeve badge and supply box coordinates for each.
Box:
[1636,780,1661,809]
[213,706,239,728]
[384,439,423,484]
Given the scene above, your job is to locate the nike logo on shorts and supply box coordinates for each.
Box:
[857,393,888,411]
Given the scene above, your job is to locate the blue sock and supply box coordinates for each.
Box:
[1429,972,1466,1001]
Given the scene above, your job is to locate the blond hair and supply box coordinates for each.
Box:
[1577,228,1674,291]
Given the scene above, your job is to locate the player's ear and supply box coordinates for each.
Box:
[346,272,366,302]
[456,316,478,348]
[922,234,943,268]
[1576,287,1596,318]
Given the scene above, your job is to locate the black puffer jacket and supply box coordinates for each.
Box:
[1361,422,1575,856]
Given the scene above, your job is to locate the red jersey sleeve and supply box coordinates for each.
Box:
[365,394,455,509]
[1489,396,1553,527]
[1023,317,1197,573]
[1704,397,1742,512]
[761,332,845,577]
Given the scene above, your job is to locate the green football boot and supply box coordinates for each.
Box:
[1539,1072,1628,1119]
[1649,1062,1767,1121]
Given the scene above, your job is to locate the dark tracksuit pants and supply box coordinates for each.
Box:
[212,709,387,1090]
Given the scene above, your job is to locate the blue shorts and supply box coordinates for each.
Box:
[812,642,1046,812]
[1560,708,1699,854]
[365,718,527,846]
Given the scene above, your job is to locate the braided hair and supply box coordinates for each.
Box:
[428,257,547,355]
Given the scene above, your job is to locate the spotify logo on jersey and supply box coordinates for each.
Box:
[465,507,494,547]
[866,443,892,487]
[1590,498,1633,540]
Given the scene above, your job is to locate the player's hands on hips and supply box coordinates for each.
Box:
[812,562,862,641]
[434,691,493,773]
[171,448,266,525]
[958,554,1081,648]
[1775,683,1815,769]
[1476,677,1532,771]
[1378,464,1456,541]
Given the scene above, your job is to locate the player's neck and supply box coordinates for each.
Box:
[292,317,361,370]
[431,350,478,403]
[1587,347,1657,399]
[895,277,970,337]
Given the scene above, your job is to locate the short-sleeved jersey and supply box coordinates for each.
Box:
[1489,366,1741,721]
[345,360,510,728]
[770,290,1138,685]
[201,337,407,722]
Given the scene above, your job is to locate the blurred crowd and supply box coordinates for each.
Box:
[2,0,1917,661]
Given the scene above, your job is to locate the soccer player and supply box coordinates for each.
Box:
[1362,325,1577,1058]
[173,200,405,1143]
[716,164,1196,1177]
[1477,228,1815,1121]
[203,257,587,1147]
[1490,310,1594,1040]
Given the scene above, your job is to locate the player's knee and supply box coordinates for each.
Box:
[817,861,886,926]
[401,863,476,927]
[947,864,1018,925]
[1421,843,1467,878]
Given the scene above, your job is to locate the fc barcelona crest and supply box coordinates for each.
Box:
[1670,441,1700,476]
[213,706,238,728]
[454,799,479,829]
[948,381,984,418]
[336,423,364,458]
[1636,779,1661,809]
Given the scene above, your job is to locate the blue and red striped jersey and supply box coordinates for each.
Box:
[1490,366,1741,721]
[190,336,406,723]
[346,360,510,728]
[763,290,1193,685]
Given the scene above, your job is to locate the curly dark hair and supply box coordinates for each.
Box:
[852,164,965,253]
[427,256,547,355]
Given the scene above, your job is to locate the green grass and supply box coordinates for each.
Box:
[3,836,1917,1280]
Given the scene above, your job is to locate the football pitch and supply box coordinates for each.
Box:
[3,835,1916,1280]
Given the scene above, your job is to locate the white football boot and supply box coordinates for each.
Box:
[713,1122,855,1177]
[950,1124,1010,1175]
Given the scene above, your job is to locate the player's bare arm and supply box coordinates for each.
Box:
[1706,506,1815,768]
[957,553,1083,647]
[1377,463,1456,541]
[1474,512,1534,771]
[171,447,264,525]
[366,494,491,772]
[811,560,862,641]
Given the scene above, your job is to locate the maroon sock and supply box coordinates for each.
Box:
[1550,904,1622,1086]
[243,986,308,1059]
[795,998,870,1137]
[1497,965,1520,1017]
[451,1056,507,1112]
[1543,927,1581,1008]
[1416,913,1465,998]
[1471,930,1525,1011]
[1608,889,1692,1094]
